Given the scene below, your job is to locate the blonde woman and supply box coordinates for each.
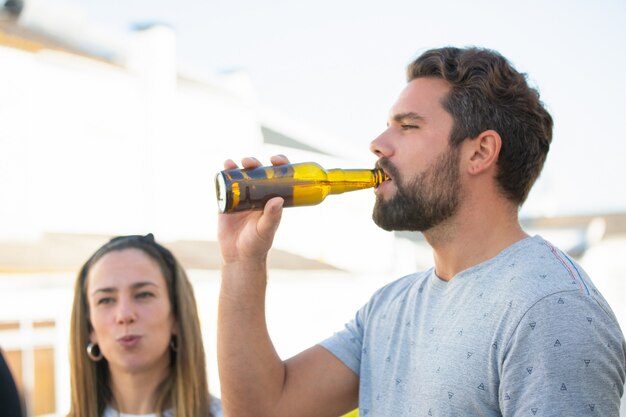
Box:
[68,234,222,417]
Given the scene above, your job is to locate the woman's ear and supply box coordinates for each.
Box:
[466,129,501,176]
[89,330,98,345]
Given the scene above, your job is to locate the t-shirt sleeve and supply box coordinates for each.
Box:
[209,394,224,417]
[499,292,626,417]
[319,304,367,377]
[318,274,418,378]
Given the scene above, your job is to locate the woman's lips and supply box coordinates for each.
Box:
[117,335,142,348]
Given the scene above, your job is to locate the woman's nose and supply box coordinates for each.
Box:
[115,298,136,324]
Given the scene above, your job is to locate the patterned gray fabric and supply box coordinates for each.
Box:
[321,235,626,416]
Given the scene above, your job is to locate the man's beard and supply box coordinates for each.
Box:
[372,147,461,232]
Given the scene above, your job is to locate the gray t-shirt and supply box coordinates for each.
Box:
[321,236,626,416]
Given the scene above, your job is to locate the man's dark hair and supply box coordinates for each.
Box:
[407,46,553,205]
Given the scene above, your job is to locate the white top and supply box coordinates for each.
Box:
[102,395,223,417]
[102,406,174,417]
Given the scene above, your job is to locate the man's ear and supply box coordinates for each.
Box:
[466,130,501,176]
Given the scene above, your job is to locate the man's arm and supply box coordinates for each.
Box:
[217,156,359,417]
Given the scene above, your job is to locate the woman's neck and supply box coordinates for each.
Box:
[108,362,171,414]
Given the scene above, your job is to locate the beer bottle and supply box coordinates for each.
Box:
[215,162,388,213]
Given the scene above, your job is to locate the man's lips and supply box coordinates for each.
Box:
[375,160,394,193]
[375,160,394,181]
[375,165,391,181]
[375,176,392,194]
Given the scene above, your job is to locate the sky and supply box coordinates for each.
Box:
[60,0,626,216]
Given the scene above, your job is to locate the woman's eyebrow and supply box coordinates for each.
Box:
[130,281,160,290]
[91,287,116,296]
[90,281,159,296]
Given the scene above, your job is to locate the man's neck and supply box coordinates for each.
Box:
[424,200,527,281]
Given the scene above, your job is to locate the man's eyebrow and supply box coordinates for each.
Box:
[90,281,159,296]
[393,112,426,123]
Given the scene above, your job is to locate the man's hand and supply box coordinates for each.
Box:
[217,155,289,265]
[216,155,360,417]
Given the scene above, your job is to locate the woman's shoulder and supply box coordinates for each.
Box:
[102,405,166,417]
[101,398,222,417]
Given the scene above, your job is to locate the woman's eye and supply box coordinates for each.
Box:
[97,297,114,305]
[401,124,419,130]
[136,292,154,299]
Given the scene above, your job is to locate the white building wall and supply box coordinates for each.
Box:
[0,31,423,416]
[0,44,264,242]
[0,40,416,275]
[581,237,626,332]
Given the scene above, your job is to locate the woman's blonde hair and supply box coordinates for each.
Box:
[68,234,211,417]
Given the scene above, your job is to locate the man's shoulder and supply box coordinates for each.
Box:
[453,235,608,319]
[376,269,432,297]
[360,269,432,313]
[479,235,592,294]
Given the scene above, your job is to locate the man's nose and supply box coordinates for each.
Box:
[370,129,393,158]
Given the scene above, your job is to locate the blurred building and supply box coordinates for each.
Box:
[1,1,625,416]
[0,1,408,415]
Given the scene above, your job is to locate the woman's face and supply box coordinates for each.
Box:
[86,248,175,376]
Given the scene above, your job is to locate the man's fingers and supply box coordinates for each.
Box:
[223,155,291,171]
[270,154,290,166]
[223,159,238,170]
[241,157,262,169]
[257,197,284,240]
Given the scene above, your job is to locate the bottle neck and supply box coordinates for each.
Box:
[326,168,386,195]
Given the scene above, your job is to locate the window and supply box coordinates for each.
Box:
[0,320,57,416]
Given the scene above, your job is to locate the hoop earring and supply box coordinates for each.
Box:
[170,335,178,352]
[86,342,104,362]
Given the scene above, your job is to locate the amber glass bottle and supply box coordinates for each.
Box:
[216,162,388,213]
